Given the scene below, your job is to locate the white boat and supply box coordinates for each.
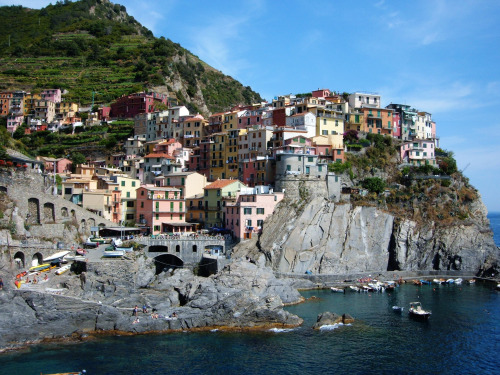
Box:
[454,278,463,285]
[468,279,476,284]
[56,265,71,275]
[330,287,345,293]
[43,251,70,263]
[102,249,125,257]
[408,302,431,320]
[349,286,361,292]
[446,278,455,284]
[392,306,404,313]
[433,278,443,284]
[496,284,500,291]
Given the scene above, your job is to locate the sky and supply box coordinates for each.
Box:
[1,0,500,212]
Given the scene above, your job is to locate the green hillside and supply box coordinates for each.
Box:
[0,0,262,114]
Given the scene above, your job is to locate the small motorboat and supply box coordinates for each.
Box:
[102,248,125,257]
[468,279,476,284]
[455,278,463,285]
[88,236,107,244]
[43,251,70,263]
[349,286,361,292]
[446,278,455,284]
[420,279,432,285]
[412,279,422,286]
[392,306,404,313]
[29,263,51,273]
[330,287,345,293]
[56,265,71,275]
[433,279,443,284]
[496,284,500,291]
[41,370,86,375]
[408,302,431,320]
[76,248,86,256]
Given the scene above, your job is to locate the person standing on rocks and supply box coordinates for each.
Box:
[80,272,86,289]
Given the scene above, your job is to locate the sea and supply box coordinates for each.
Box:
[0,215,499,375]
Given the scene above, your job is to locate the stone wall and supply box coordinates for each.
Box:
[0,169,114,239]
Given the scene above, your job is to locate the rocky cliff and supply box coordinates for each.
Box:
[255,178,499,276]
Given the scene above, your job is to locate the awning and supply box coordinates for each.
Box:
[105,227,142,232]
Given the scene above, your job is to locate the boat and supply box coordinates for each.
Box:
[420,279,432,285]
[102,248,125,257]
[408,302,431,320]
[41,371,86,375]
[433,279,443,284]
[455,278,463,285]
[392,306,404,313]
[330,287,345,293]
[29,263,51,273]
[43,251,70,263]
[412,279,422,286]
[115,246,133,252]
[56,265,71,275]
[349,286,361,292]
[446,278,455,284]
[87,236,107,244]
[496,284,500,291]
[76,248,86,256]
[468,279,476,284]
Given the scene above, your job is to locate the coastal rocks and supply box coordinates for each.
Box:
[312,311,354,329]
[257,186,499,275]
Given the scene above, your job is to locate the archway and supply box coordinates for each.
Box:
[27,198,40,224]
[80,219,86,232]
[0,186,7,193]
[14,251,25,269]
[32,252,43,267]
[43,202,55,223]
[149,245,169,253]
[88,218,95,227]
[153,254,183,275]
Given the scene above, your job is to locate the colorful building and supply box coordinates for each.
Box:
[111,92,168,119]
[225,185,284,240]
[400,140,436,166]
[203,179,246,229]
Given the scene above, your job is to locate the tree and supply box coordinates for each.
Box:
[344,130,358,143]
[70,151,86,167]
[362,177,386,194]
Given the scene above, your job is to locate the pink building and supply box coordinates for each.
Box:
[392,112,401,138]
[136,186,196,235]
[225,186,284,240]
[400,140,436,166]
[6,114,24,133]
[98,107,111,122]
[110,92,168,119]
[41,89,61,103]
[312,89,331,98]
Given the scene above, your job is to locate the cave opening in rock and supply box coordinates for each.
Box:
[153,254,183,275]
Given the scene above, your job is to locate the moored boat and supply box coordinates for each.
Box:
[408,301,431,320]
[455,278,463,285]
[102,248,125,257]
[433,279,443,284]
[56,265,71,275]
[349,285,361,292]
[29,263,50,273]
[43,251,70,263]
[392,306,404,313]
[330,287,345,293]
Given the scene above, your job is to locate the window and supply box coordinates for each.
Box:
[127,201,134,207]
[257,220,263,227]
[132,181,136,187]
[204,190,208,196]
[121,181,125,187]
[176,245,180,253]
[156,214,159,220]
[170,202,174,212]
[154,225,160,232]
[286,165,291,171]
[300,138,305,144]
[141,190,144,196]
[256,208,264,215]
[167,178,170,185]
[308,157,313,162]
[323,119,327,125]
[318,165,323,172]
[155,202,159,212]
[306,166,310,174]
[180,214,183,220]
[126,192,130,198]
[245,219,252,227]
[126,214,134,220]
[192,245,197,252]
[298,156,302,161]
[141,202,144,208]
[322,130,328,135]
[179,202,183,211]
[337,150,341,155]
[244,208,252,215]
[217,190,221,196]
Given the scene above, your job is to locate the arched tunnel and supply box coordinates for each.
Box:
[153,254,184,275]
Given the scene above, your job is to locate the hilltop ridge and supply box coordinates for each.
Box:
[0,0,262,114]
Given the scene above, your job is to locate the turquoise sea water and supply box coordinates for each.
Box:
[488,212,500,246]
[1,217,499,375]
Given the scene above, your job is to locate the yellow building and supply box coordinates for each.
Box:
[310,107,345,137]
[23,93,41,116]
[209,132,226,180]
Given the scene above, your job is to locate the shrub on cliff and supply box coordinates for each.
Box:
[362,177,386,194]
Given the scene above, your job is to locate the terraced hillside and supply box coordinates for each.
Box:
[0,0,262,115]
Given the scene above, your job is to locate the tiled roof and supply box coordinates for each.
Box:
[145,153,174,159]
[205,179,239,190]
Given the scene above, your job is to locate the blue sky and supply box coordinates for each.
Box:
[2,0,500,212]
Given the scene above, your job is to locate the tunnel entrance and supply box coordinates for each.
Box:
[153,254,183,275]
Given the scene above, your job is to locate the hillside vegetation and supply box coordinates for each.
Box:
[0,0,262,114]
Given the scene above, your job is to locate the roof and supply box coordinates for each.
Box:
[145,153,175,159]
[205,179,240,190]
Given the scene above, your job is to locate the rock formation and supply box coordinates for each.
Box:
[256,180,499,276]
